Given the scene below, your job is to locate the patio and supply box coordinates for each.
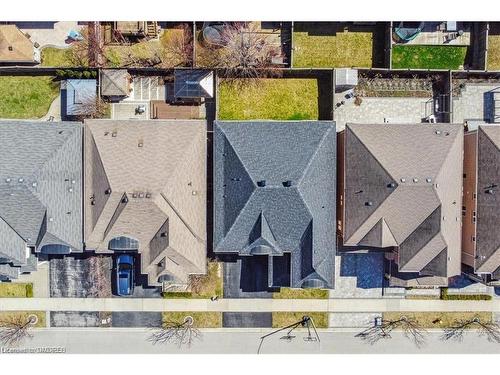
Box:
[452,82,500,124]
[14,21,83,48]
[393,22,471,46]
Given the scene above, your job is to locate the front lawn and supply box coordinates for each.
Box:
[0,283,33,298]
[273,288,329,299]
[162,312,222,328]
[0,76,59,119]
[0,311,46,328]
[293,23,375,68]
[40,47,77,67]
[218,78,319,120]
[382,312,492,328]
[392,45,467,70]
[162,262,222,299]
[272,312,328,328]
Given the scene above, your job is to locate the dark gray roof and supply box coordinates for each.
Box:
[475,126,500,273]
[343,123,463,279]
[214,121,336,289]
[0,121,83,268]
[174,69,214,98]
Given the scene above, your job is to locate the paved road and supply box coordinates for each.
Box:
[5,328,500,354]
[1,298,499,312]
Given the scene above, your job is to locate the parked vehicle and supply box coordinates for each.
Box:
[116,254,135,296]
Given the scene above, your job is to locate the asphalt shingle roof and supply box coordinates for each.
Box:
[343,123,463,279]
[214,121,336,289]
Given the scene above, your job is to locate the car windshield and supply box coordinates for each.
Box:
[119,264,132,270]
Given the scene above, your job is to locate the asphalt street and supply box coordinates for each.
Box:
[4,328,500,354]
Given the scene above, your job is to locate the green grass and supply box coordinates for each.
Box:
[0,283,33,298]
[293,25,374,68]
[0,311,46,327]
[440,288,492,301]
[0,76,59,119]
[273,288,329,299]
[162,312,222,328]
[383,312,492,328]
[487,34,500,70]
[218,79,319,120]
[40,47,77,67]
[272,312,328,328]
[162,262,222,299]
[392,45,467,70]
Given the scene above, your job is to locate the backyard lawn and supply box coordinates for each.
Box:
[293,23,374,68]
[40,47,78,67]
[383,312,492,328]
[487,34,500,70]
[272,312,328,328]
[0,76,59,119]
[162,312,222,328]
[0,283,33,298]
[218,78,319,120]
[392,45,467,69]
[104,40,162,68]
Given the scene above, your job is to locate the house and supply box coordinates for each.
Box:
[0,121,83,280]
[83,119,207,286]
[462,125,500,284]
[0,25,38,65]
[63,79,97,118]
[339,123,463,287]
[213,121,336,289]
[173,69,214,100]
[100,69,131,100]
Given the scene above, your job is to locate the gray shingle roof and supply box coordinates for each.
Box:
[343,123,463,279]
[475,126,500,274]
[65,79,97,116]
[0,120,83,268]
[214,121,336,289]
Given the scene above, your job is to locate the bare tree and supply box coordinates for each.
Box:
[356,316,426,348]
[201,22,283,84]
[442,316,500,343]
[161,23,193,67]
[73,96,110,121]
[68,24,104,68]
[149,316,201,348]
[0,314,38,347]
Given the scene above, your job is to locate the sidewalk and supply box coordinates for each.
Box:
[0,298,498,312]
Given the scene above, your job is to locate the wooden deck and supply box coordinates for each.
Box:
[150,100,204,119]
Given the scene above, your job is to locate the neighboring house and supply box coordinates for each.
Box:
[339,123,463,287]
[214,121,336,289]
[173,69,214,100]
[83,119,207,286]
[0,25,38,65]
[462,125,500,284]
[63,79,97,118]
[0,121,83,280]
[100,69,131,100]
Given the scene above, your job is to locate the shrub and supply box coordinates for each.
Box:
[25,284,33,298]
[440,288,492,301]
[82,70,91,79]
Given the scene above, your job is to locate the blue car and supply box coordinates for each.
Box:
[116,254,135,296]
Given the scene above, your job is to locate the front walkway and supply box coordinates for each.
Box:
[1,297,499,313]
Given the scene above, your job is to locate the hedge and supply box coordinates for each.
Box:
[440,288,492,301]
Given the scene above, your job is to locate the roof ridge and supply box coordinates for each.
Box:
[434,125,463,185]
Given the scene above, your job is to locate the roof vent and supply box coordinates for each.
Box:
[132,193,137,198]
[435,130,442,135]
[435,183,440,188]
[5,178,11,183]
[8,46,13,51]
[145,193,151,198]
[71,180,76,184]
[192,191,197,196]
[387,182,396,188]
[283,180,292,187]
[365,201,373,207]
[58,130,64,135]
[138,140,143,147]
[68,187,74,193]
[18,178,24,183]
[486,189,494,194]
[426,178,432,183]
[32,182,37,187]
[112,131,117,137]
[231,177,241,182]
[49,217,54,222]
[105,188,112,195]
[444,131,450,136]
[400,178,406,183]
[138,192,144,198]
[122,196,128,203]
[257,180,266,187]
[413,178,419,183]
[104,131,109,136]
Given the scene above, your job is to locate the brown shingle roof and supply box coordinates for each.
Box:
[83,119,207,285]
[100,69,130,97]
[344,123,463,279]
[0,25,34,63]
